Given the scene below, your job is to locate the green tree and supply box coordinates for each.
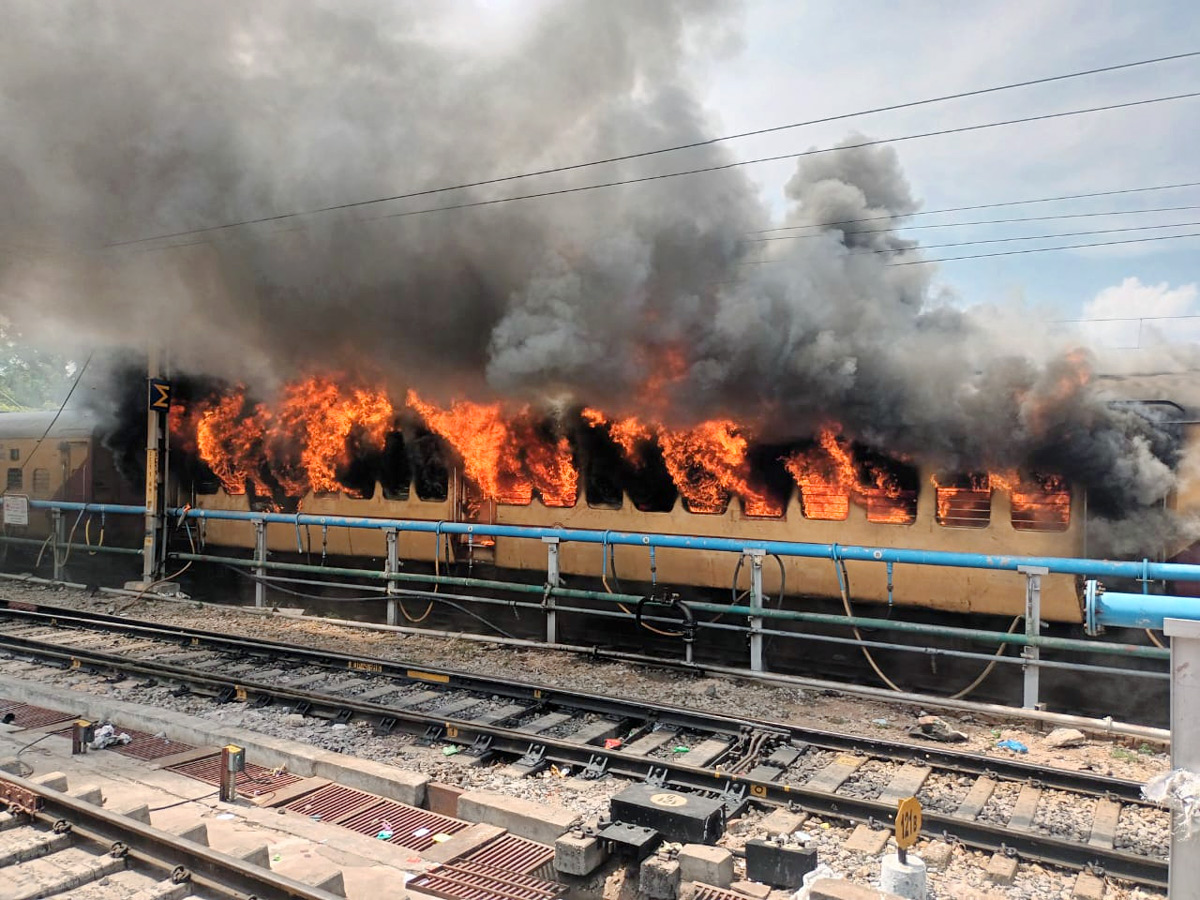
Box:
[0,324,75,411]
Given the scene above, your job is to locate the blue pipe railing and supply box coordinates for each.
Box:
[25,498,1200,584]
[1086,580,1200,633]
[156,504,1200,584]
[29,501,146,516]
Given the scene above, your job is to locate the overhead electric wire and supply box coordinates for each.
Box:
[745,219,1200,267]
[750,204,1200,242]
[107,50,1200,248]
[872,219,1200,253]
[888,230,1200,265]
[364,92,1200,228]
[16,352,93,477]
[753,179,1200,234]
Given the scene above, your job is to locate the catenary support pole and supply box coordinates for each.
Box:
[1164,618,1200,900]
[1019,565,1048,709]
[747,549,765,673]
[385,528,399,626]
[141,347,161,587]
[253,520,267,609]
[51,509,64,582]
[544,537,560,644]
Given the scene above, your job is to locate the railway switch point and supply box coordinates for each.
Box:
[880,851,927,900]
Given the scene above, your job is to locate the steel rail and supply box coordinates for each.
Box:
[0,601,1152,800]
[0,609,1168,885]
[0,770,343,900]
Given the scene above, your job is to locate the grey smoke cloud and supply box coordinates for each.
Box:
[0,1,1185,542]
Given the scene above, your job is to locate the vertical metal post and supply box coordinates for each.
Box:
[747,549,765,673]
[220,744,245,803]
[1018,565,1048,709]
[71,719,93,755]
[141,347,162,587]
[1165,618,1200,898]
[543,537,560,644]
[385,528,399,627]
[253,519,267,608]
[51,509,64,581]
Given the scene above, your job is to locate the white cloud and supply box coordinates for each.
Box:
[1076,277,1200,353]
[1084,277,1198,320]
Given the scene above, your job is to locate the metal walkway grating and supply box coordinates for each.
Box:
[408,859,567,900]
[284,784,381,823]
[108,727,197,761]
[462,833,556,879]
[166,754,303,798]
[0,700,76,729]
[338,798,470,851]
[51,724,198,761]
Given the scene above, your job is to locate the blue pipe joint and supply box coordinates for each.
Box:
[1085,579,1200,635]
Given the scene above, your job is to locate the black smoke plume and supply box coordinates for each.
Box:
[0,2,1189,550]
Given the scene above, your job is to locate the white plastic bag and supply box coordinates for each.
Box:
[88,723,132,750]
[1143,768,1200,838]
[792,864,839,900]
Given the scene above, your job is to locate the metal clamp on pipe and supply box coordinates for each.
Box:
[635,591,696,655]
[1086,579,1200,635]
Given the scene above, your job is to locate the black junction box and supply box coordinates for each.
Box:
[598,821,663,861]
[609,784,725,844]
[744,839,818,888]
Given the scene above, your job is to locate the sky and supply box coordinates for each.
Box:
[700,1,1200,351]
[454,0,1198,353]
[425,0,1200,355]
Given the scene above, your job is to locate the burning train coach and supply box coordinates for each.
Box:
[1,369,1195,628]
[149,373,1197,625]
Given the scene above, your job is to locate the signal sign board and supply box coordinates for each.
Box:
[895,796,922,850]
[149,379,172,411]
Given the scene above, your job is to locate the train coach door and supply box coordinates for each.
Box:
[58,440,91,502]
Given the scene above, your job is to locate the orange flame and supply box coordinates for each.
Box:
[785,427,915,523]
[992,471,1071,531]
[277,378,393,496]
[657,419,782,516]
[186,377,393,500]
[931,473,992,527]
[192,388,272,498]
[583,408,654,465]
[931,472,1069,530]
[407,391,578,507]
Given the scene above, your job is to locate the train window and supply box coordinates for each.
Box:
[866,492,918,524]
[935,475,991,528]
[32,469,50,497]
[6,468,21,491]
[799,488,849,520]
[8,448,17,461]
[379,432,411,501]
[1011,475,1070,532]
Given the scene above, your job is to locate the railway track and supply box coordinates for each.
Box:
[0,769,341,900]
[0,600,1170,888]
